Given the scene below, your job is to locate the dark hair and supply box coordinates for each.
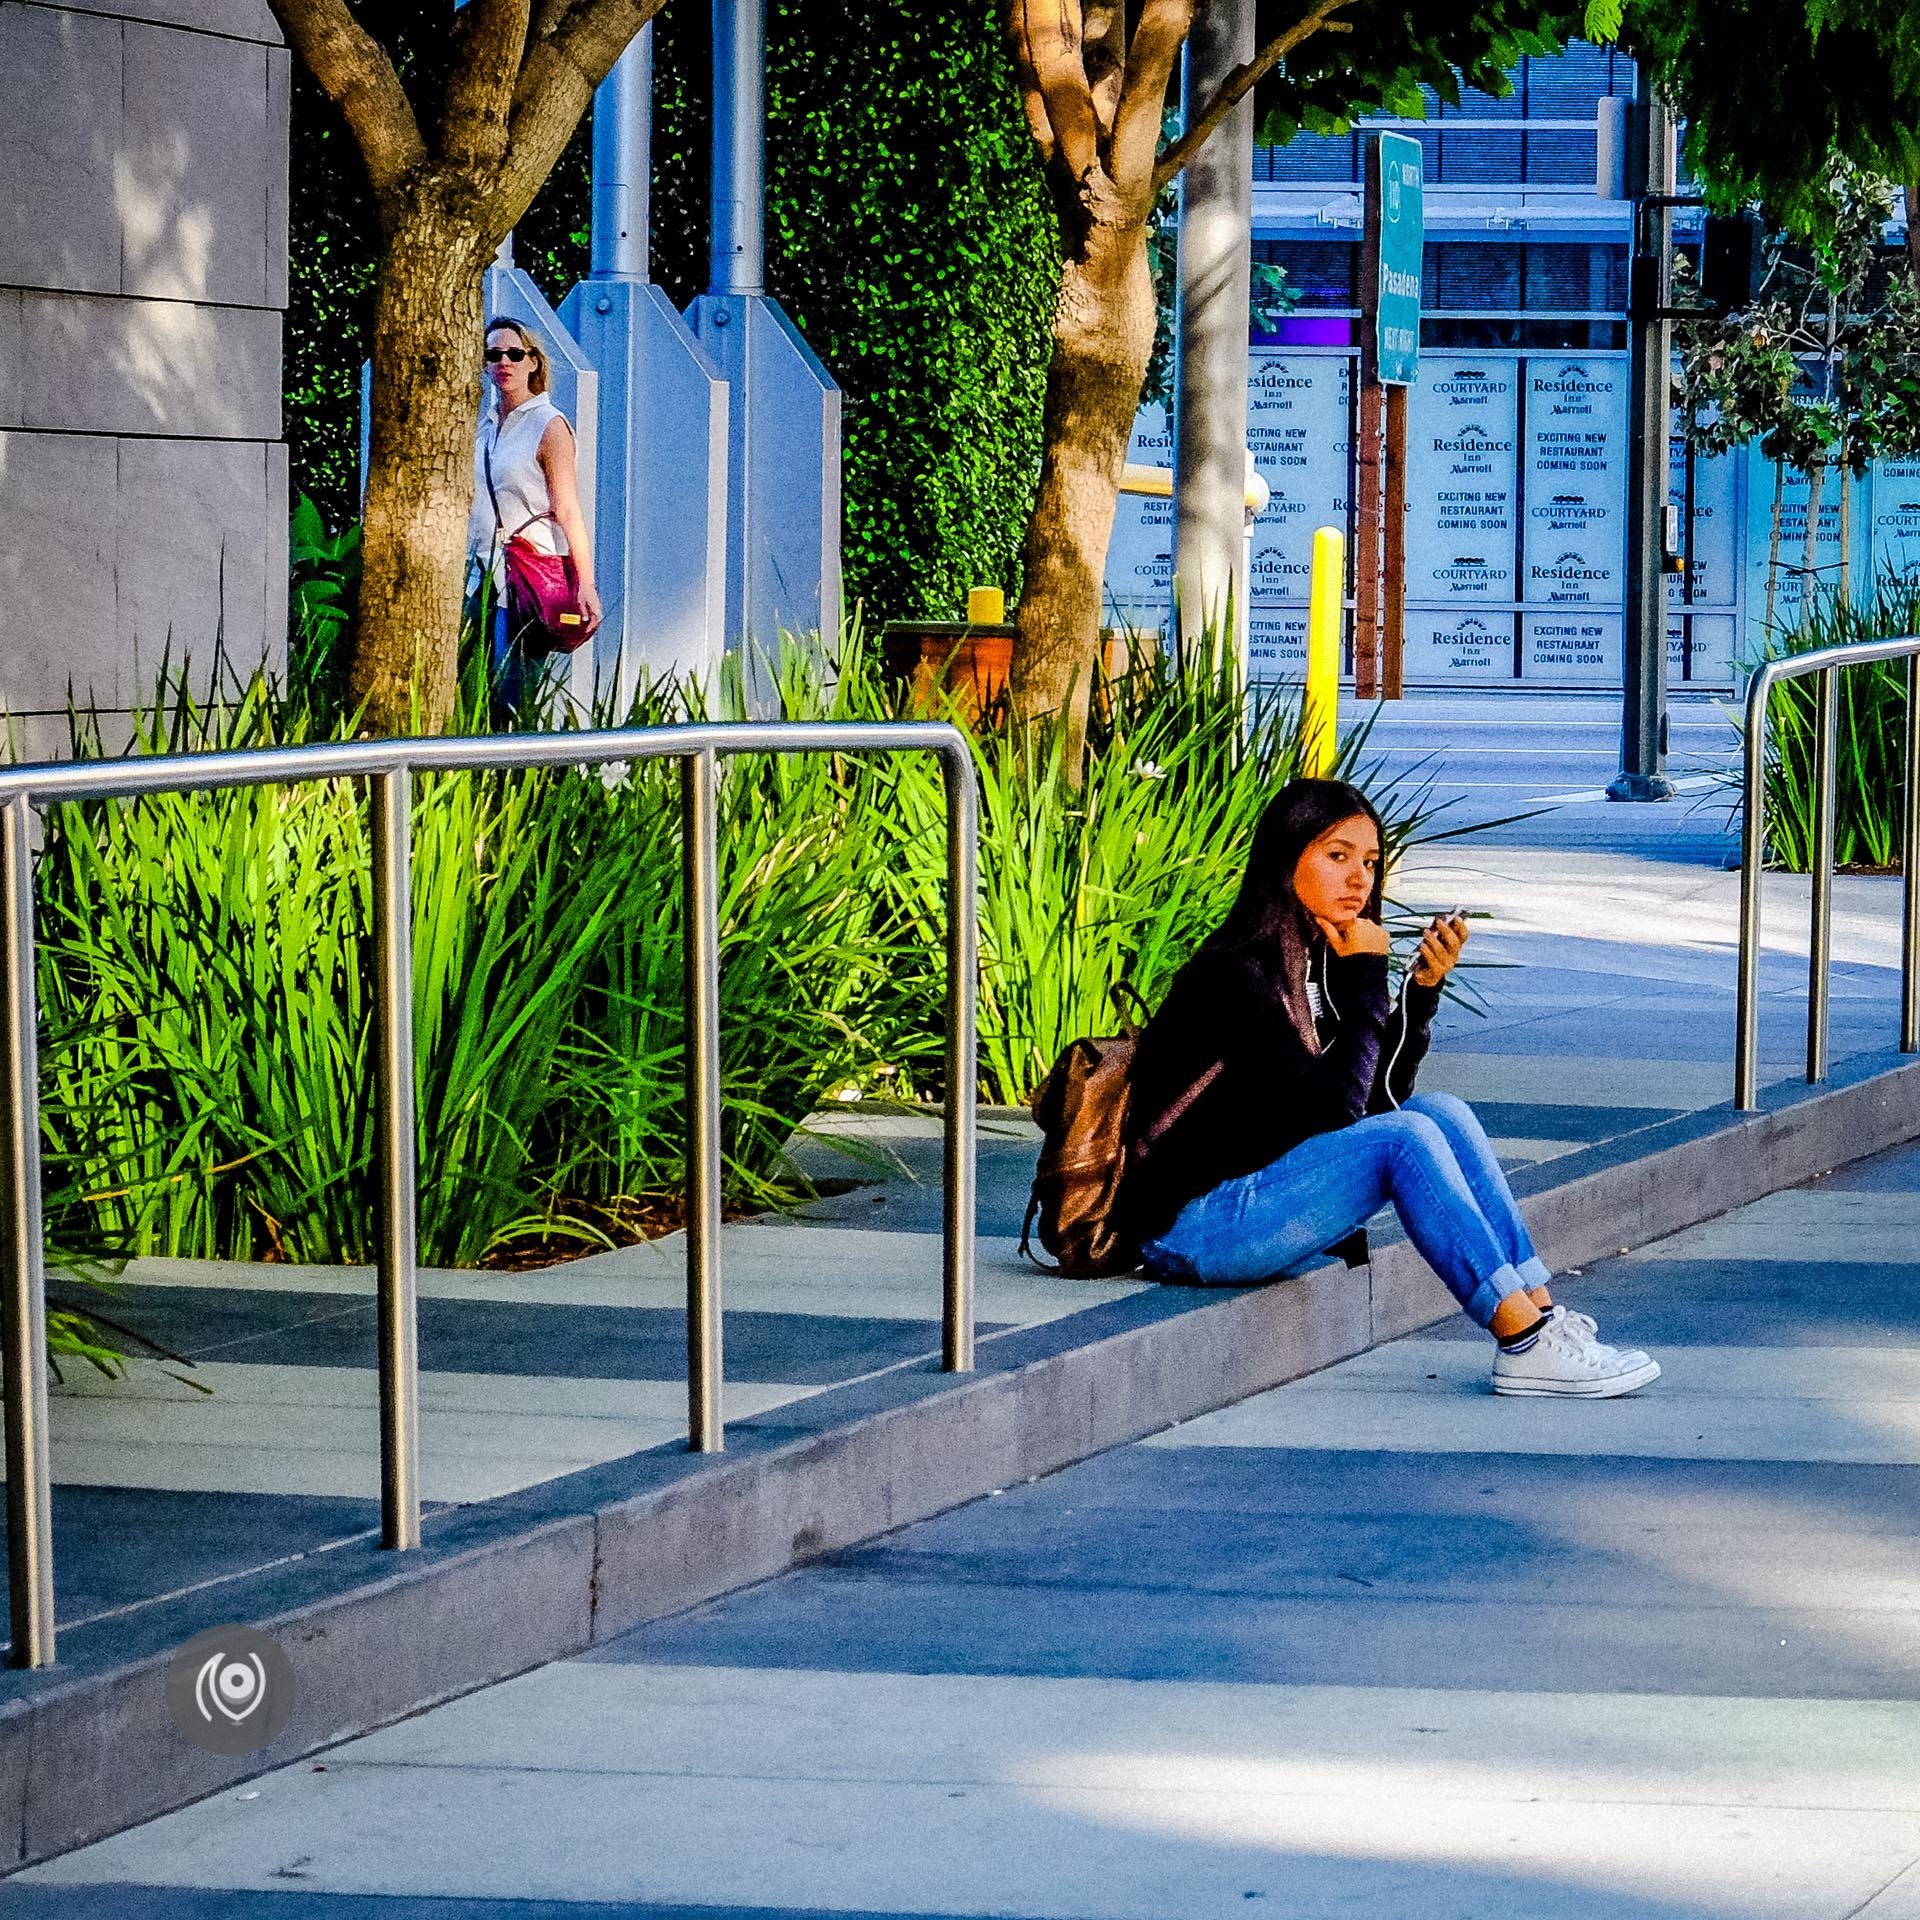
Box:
[1201,778,1386,1043]
[485,315,549,396]
[1208,779,1385,953]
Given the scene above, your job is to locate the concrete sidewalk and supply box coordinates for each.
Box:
[20,1138,1920,1918]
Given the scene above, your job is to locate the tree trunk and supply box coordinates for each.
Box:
[1765,459,1785,637]
[1800,457,1825,630]
[1839,466,1852,607]
[1906,185,1920,296]
[1011,208,1157,771]
[352,202,492,733]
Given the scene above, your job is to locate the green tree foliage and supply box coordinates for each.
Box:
[1618,0,1920,234]
[761,2,1058,622]
[1672,165,1920,622]
[1241,2,1580,146]
[649,0,1059,623]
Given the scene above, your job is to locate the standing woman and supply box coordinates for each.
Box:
[467,317,600,719]
[1120,778,1659,1397]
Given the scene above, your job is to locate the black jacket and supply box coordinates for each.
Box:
[1118,938,1440,1245]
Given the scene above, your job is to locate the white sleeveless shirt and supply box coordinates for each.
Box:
[468,394,571,588]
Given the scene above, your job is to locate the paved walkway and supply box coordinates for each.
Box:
[19,1138,1920,1918]
[1350,686,1743,858]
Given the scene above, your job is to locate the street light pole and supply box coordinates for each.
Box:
[1172,0,1255,675]
[1609,89,1677,802]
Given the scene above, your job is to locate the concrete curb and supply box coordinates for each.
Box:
[5,1049,1918,1869]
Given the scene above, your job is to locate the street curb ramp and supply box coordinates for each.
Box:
[5,1047,1919,1869]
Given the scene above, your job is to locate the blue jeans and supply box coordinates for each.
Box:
[1140,1090,1549,1327]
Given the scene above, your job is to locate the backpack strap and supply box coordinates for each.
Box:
[1131,1058,1224,1160]
[1017,1188,1058,1272]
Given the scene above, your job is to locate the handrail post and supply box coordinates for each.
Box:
[682,748,724,1451]
[0,794,54,1666]
[1735,665,1771,1112]
[369,767,421,1550]
[939,742,979,1373]
[1807,665,1838,1083]
[1904,653,1920,1054]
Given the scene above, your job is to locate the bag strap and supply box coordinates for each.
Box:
[483,418,559,547]
[1017,1189,1055,1271]
[1132,1058,1225,1159]
[1109,980,1153,1033]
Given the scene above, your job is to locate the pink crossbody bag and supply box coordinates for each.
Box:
[483,433,592,655]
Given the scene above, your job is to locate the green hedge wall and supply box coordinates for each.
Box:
[286,3,1057,626]
[759,2,1058,622]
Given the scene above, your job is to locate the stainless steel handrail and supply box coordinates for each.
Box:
[0,720,980,1667]
[1736,637,1920,1109]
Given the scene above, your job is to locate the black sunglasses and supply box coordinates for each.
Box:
[484,346,532,364]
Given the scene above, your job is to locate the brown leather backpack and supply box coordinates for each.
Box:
[1020,986,1221,1279]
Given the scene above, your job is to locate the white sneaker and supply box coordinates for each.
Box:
[1546,1305,1651,1370]
[1492,1314,1661,1398]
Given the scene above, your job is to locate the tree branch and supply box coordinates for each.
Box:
[1015,0,1103,184]
[492,0,665,234]
[266,0,426,204]
[1005,0,1059,172]
[1110,0,1192,197]
[1082,0,1128,144]
[441,0,533,174]
[1149,0,1356,197]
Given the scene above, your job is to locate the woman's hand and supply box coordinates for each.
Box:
[1317,915,1391,958]
[578,580,603,636]
[1411,913,1469,988]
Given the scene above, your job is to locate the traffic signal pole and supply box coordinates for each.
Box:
[1609,90,1678,802]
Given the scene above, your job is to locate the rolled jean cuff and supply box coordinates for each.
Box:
[1516,1255,1553,1291]
[1464,1262,1528,1329]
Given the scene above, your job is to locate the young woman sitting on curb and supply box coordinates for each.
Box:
[1120,777,1659,1398]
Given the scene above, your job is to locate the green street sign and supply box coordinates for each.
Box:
[1371,130,1424,385]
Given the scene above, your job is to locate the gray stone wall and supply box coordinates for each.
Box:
[0,0,289,758]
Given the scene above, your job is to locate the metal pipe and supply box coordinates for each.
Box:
[591,28,652,282]
[682,748,724,1450]
[369,768,421,1550]
[1807,665,1838,1082]
[0,795,53,1667]
[0,718,979,1617]
[939,742,979,1373]
[1611,91,1677,802]
[1904,653,1920,1053]
[0,722,976,806]
[1735,662,1772,1111]
[709,0,764,296]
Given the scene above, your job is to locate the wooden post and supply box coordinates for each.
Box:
[1353,382,1384,699]
[1382,382,1408,699]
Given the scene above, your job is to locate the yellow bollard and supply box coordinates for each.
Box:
[1305,525,1344,778]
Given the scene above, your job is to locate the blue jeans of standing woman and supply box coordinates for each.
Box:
[1139,1090,1549,1327]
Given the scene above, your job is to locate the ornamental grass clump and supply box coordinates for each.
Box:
[32,631,1450,1276]
[35,659,892,1269]
[1750,571,1920,873]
